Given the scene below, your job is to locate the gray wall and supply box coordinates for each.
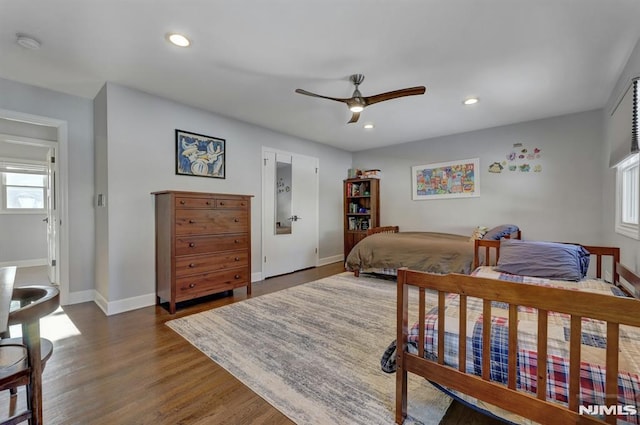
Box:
[0,77,95,294]
[98,83,351,303]
[602,37,640,269]
[353,109,604,244]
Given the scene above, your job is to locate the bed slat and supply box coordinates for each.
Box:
[508,304,517,390]
[458,295,467,373]
[437,292,445,365]
[536,309,548,400]
[568,315,581,412]
[482,300,491,380]
[418,288,425,359]
[605,322,619,425]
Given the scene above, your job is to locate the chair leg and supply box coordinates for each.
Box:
[8,389,18,418]
[24,322,43,425]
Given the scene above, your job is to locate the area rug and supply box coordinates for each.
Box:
[166,272,452,425]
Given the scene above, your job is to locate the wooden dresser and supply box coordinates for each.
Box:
[152,190,252,313]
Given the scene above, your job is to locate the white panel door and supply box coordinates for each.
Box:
[262,150,318,278]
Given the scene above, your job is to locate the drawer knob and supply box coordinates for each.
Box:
[234,274,240,279]
[189,242,195,248]
[234,239,240,243]
[180,200,185,205]
[241,202,246,206]
[234,218,240,222]
[220,201,225,206]
[234,257,240,261]
[206,201,211,205]
[188,263,196,268]
[189,283,196,288]
[189,219,195,224]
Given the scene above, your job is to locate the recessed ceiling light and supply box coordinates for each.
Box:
[166,33,191,47]
[463,97,479,105]
[363,123,375,129]
[16,34,41,50]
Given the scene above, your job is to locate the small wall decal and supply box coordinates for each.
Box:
[488,162,504,173]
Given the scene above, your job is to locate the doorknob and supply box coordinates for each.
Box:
[42,217,49,223]
[288,215,301,222]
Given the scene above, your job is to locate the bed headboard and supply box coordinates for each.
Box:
[366,226,399,236]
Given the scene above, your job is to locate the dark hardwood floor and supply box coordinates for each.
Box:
[1,263,502,424]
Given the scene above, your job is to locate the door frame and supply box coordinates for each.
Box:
[0,109,69,305]
[261,147,319,279]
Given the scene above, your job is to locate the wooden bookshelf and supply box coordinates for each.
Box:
[343,178,380,257]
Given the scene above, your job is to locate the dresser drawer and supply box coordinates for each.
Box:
[175,209,248,235]
[175,251,248,277]
[175,196,216,209]
[216,198,249,209]
[175,269,249,301]
[175,234,248,255]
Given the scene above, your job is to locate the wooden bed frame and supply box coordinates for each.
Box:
[395,241,640,425]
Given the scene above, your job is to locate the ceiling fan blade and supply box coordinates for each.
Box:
[363,86,426,106]
[295,89,350,104]
[348,112,360,124]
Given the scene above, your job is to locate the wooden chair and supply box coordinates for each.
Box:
[0,285,60,425]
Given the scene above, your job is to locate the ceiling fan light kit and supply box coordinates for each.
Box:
[295,74,426,124]
[166,33,191,47]
[15,34,41,50]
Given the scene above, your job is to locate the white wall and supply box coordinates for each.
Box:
[0,77,95,294]
[353,109,604,244]
[602,37,640,270]
[98,83,351,305]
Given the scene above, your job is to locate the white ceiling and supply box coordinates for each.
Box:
[1,0,640,152]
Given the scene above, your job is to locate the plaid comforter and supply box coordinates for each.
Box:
[407,266,640,424]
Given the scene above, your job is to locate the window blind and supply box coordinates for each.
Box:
[609,77,639,168]
[0,159,47,175]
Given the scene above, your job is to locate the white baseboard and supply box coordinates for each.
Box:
[92,292,156,316]
[0,258,48,268]
[317,255,344,267]
[66,289,96,305]
[73,259,344,316]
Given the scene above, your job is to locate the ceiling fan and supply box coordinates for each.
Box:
[295,74,426,124]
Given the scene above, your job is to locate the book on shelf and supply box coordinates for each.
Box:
[346,181,371,197]
[348,216,371,231]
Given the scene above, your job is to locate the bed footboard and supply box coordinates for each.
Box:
[395,262,640,425]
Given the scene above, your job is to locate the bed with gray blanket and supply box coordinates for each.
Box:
[344,225,521,277]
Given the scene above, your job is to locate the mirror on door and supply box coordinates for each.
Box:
[275,156,292,235]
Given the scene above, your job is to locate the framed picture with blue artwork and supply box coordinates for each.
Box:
[411,157,480,200]
[175,129,226,179]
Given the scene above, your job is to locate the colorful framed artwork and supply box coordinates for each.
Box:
[175,129,226,179]
[411,158,480,200]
